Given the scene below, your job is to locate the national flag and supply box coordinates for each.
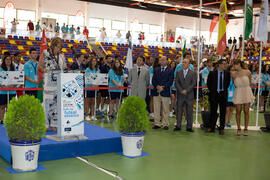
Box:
[217,0,228,56]
[124,40,133,70]
[180,40,186,64]
[209,16,219,40]
[244,0,253,40]
[37,29,47,82]
[257,0,268,44]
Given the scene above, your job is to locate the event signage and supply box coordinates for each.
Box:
[57,73,84,138]
[85,73,108,86]
[0,71,24,86]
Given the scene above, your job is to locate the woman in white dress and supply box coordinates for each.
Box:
[38,37,67,131]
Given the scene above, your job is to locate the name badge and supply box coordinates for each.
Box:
[34,75,38,81]
[229,91,233,97]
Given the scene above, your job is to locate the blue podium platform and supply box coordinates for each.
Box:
[0,123,122,164]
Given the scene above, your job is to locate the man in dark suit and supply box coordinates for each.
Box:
[152,56,174,130]
[174,58,196,132]
[207,59,230,135]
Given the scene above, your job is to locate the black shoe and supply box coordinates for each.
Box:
[150,119,154,122]
[173,126,181,131]
[152,125,161,129]
[0,121,3,124]
[186,128,194,132]
[163,126,169,130]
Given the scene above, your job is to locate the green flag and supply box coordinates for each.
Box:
[244,0,253,40]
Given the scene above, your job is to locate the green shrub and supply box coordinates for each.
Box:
[116,96,149,133]
[4,95,46,141]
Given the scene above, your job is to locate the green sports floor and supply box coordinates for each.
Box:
[0,112,270,180]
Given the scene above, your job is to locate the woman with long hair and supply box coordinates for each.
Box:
[38,37,67,131]
[0,54,16,124]
[231,60,255,136]
[108,59,124,119]
[85,57,99,121]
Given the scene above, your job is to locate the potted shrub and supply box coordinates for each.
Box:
[201,89,210,130]
[4,95,46,171]
[116,96,149,157]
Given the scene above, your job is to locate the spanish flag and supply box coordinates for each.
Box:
[217,0,228,56]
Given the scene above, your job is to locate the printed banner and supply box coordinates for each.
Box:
[0,71,24,86]
[57,73,84,137]
[85,73,108,86]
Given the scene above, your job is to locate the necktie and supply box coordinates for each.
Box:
[162,67,165,72]
[220,71,223,91]
[138,67,141,76]
[184,70,187,79]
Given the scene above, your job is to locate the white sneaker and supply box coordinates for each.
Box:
[91,116,97,121]
[150,113,154,118]
[85,116,91,121]
[169,112,175,118]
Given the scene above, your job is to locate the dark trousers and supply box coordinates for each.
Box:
[209,91,227,130]
[25,90,38,98]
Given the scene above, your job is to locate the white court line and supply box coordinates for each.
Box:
[76,157,124,180]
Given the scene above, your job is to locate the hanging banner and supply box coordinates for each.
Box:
[57,73,84,138]
[85,73,108,86]
[0,71,24,86]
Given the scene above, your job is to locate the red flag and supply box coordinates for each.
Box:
[38,29,47,82]
[209,16,219,40]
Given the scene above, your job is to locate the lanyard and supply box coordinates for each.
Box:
[30,61,37,75]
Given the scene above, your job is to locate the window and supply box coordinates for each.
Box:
[17,10,35,21]
[130,23,142,32]
[149,25,161,34]
[112,20,125,31]
[68,15,84,27]
[142,24,149,33]
[0,8,4,18]
[89,18,103,28]
[41,12,68,25]
[104,19,111,30]
[89,27,100,37]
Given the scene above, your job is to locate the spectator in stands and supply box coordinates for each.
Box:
[142,32,145,41]
[35,21,41,36]
[0,54,16,124]
[54,23,60,34]
[61,23,66,34]
[38,37,67,131]
[41,22,47,31]
[70,25,75,39]
[76,26,81,35]
[13,52,24,71]
[249,35,254,42]
[116,30,121,39]
[128,56,150,100]
[48,24,53,32]
[70,53,87,71]
[24,48,39,98]
[225,65,235,128]
[231,60,255,136]
[65,25,69,34]
[108,59,124,119]
[83,26,89,39]
[126,31,131,41]
[239,35,243,48]
[174,58,196,132]
[152,56,174,130]
[233,37,237,47]
[100,27,107,42]
[11,18,19,34]
[207,60,230,135]
[138,32,142,44]
[85,57,100,121]
[27,20,34,33]
[228,37,232,49]
[169,34,175,43]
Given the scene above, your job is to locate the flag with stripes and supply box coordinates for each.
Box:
[125,40,133,70]
[257,0,268,44]
[217,0,228,56]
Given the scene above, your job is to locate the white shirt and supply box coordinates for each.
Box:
[161,66,167,72]
[183,69,188,78]
[13,62,24,71]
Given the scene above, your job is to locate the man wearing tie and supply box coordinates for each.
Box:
[174,58,196,132]
[152,56,174,130]
[207,60,230,135]
[128,56,150,100]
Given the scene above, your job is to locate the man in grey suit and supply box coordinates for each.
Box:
[128,56,150,100]
[174,58,196,132]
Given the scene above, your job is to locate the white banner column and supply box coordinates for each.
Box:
[256,41,263,128]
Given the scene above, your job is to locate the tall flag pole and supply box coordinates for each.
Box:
[37,29,47,102]
[217,0,228,56]
[256,0,268,127]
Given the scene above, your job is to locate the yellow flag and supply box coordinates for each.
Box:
[217,0,228,56]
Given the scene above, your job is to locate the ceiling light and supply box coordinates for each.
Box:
[228,2,235,5]
[161,1,167,3]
